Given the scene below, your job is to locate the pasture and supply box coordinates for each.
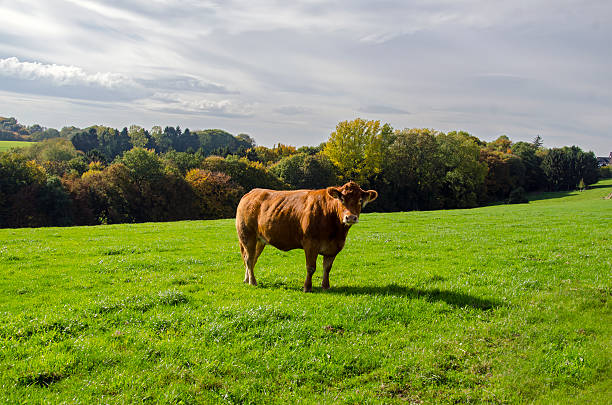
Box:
[1,180,611,403]
[0,140,36,152]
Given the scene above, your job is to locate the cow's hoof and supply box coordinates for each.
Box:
[303,287,312,293]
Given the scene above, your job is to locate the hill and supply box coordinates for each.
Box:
[0,180,611,403]
[0,140,36,152]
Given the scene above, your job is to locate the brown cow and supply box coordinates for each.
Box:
[235,181,378,292]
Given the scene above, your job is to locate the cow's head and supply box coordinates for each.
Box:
[327,181,378,225]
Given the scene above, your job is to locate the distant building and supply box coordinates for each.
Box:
[597,152,612,167]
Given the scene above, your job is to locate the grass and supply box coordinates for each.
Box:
[0,140,35,152]
[1,180,611,403]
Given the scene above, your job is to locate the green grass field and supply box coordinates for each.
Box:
[0,140,35,152]
[1,180,611,403]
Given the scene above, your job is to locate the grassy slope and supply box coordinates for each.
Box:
[0,180,611,403]
[0,140,35,152]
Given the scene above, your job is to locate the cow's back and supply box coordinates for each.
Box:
[236,188,332,251]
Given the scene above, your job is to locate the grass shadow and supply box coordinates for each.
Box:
[526,190,575,202]
[327,284,502,310]
[259,280,502,310]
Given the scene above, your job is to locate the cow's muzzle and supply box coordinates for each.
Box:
[343,214,359,224]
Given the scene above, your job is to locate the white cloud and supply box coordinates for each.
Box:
[0,57,134,89]
[147,92,253,117]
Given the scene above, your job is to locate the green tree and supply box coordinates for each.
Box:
[542,146,599,191]
[384,128,445,211]
[479,150,526,202]
[437,132,488,208]
[323,118,394,185]
[511,141,546,191]
[128,125,151,149]
[120,148,164,185]
[150,125,172,152]
[271,153,336,189]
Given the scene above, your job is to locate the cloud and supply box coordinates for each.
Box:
[274,105,312,116]
[148,92,253,118]
[0,57,239,103]
[136,75,237,94]
[0,57,134,89]
[359,105,410,115]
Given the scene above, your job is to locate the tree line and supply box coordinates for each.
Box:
[0,117,605,228]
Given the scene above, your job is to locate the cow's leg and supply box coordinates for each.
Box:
[303,245,318,293]
[321,255,336,290]
[239,233,264,286]
[244,240,265,286]
[240,243,250,283]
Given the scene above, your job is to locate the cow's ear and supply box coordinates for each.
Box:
[363,190,378,205]
[327,187,343,201]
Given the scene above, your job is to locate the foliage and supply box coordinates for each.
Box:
[162,150,205,176]
[0,153,48,226]
[201,155,286,191]
[248,144,298,166]
[382,128,445,211]
[541,146,600,191]
[0,116,30,140]
[323,118,394,186]
[479,150,526,203]
[127,125,152,149]
[0,116,606,227]
[270,153,337,189]
[194,129,253,156]
[185,169,244,218]
[120,148,165,184]
[437,131,488,208]
[486,134,512,152]
[511,141,547,191]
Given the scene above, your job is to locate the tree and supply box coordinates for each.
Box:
[541,146,599,191]
[71,128,99,153]
[94,126,131,160]
[201,155,286,191]
[532,135,543,149]
[128,125,151,149]
[323,118,394,186]
[487,135,512,152]
[383,128,444,211]
[0,152,48,226]
[186,169,244,219]
[479,150,526,202]
[437,132,487,208]
[511,141,546,191]
[24,138,80,163]
[271,153,336,189]
[162,150,205,176]
[150,125,172,153]
[120,147,164,185]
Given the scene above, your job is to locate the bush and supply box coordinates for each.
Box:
[508,187,528,204]
[600,166,612,179]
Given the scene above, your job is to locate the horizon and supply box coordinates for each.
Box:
[1,1,610,155]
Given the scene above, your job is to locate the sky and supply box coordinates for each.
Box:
[0,0,610,155]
